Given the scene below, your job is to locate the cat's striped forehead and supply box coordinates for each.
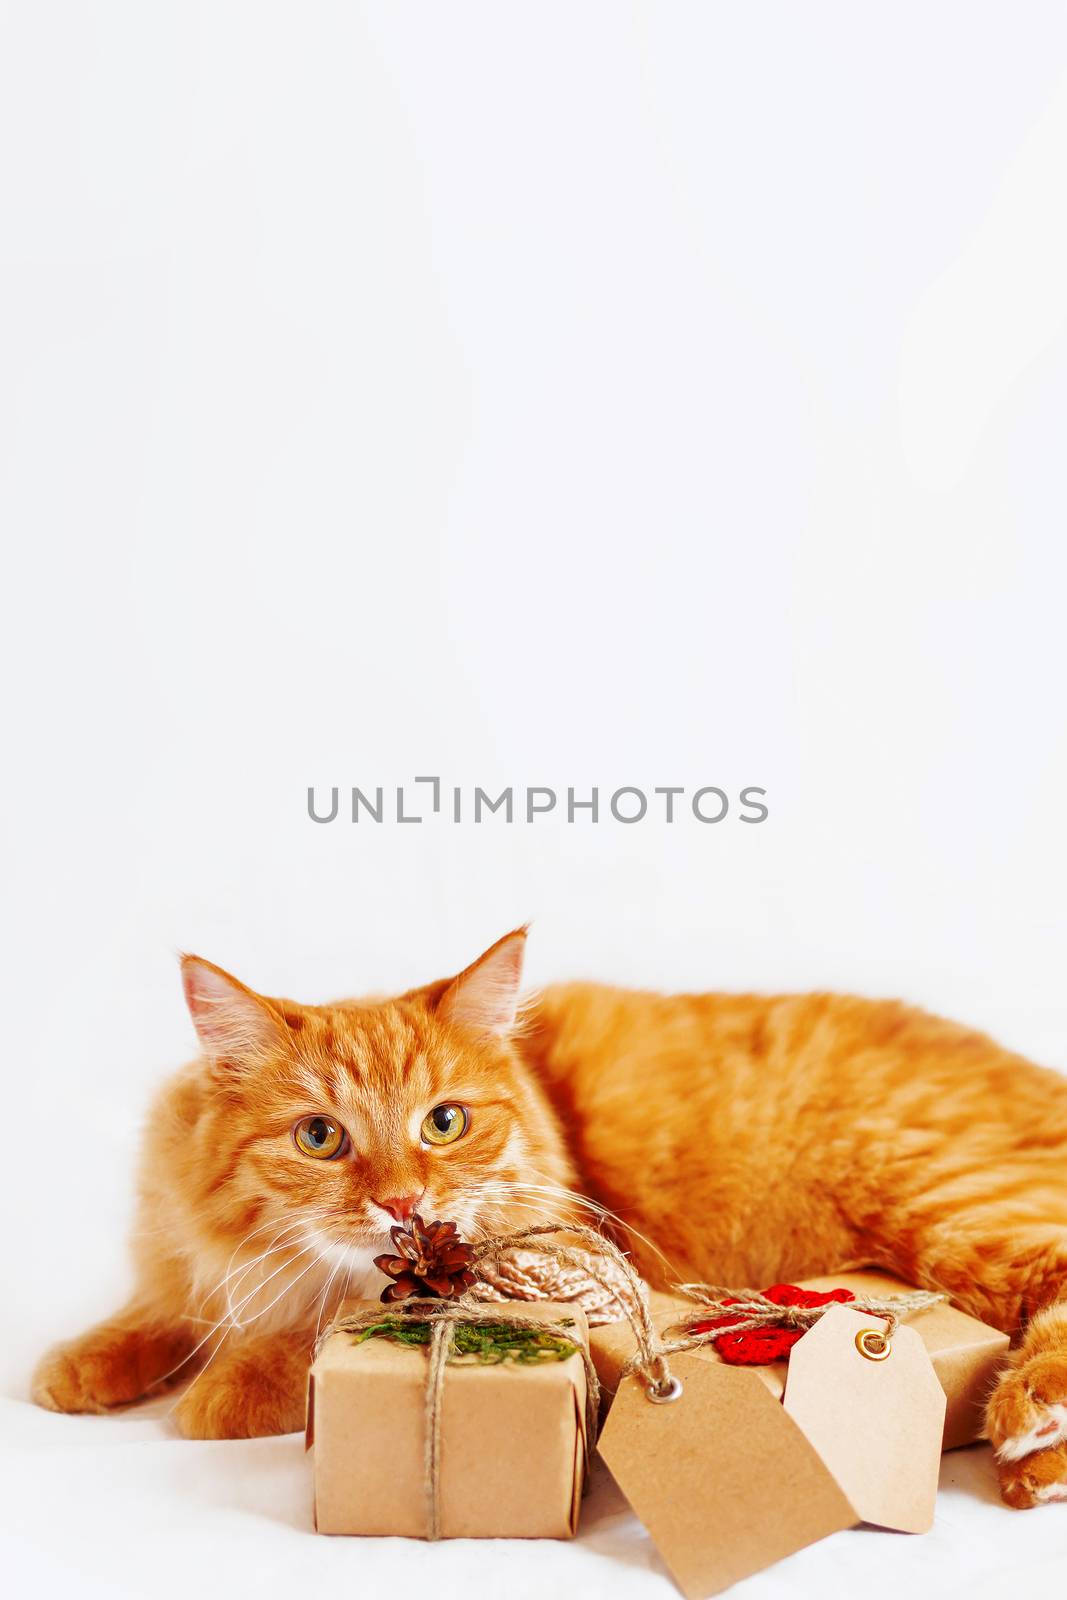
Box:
[283,1000,469,1107]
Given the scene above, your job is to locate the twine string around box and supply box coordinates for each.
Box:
[316,1223,947,1539]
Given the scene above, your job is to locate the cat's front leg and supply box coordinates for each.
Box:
[880,1220,1067,1506]
[987,1301,1067,1507]
[173,1329,312,1439]
[862,1202,1067,1507]
[33,1308,195,1414]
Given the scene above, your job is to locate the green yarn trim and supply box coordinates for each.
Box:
[351,1316,579,1365]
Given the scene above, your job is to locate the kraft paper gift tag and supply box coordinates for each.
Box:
[597,1305,947,1600]
[590,1278,1008,1451]
[783,1304,946,1534]
[598,1354,855,1600]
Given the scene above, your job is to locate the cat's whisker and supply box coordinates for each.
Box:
[313,1253,347,1348]
[464,1191,578,1234]
[233,1245,333,1331]
[466,1193,568,1224]
[204,1234,315,1330]
[461,1179,567,1208]
[470,1179,607,1227]
[166,1245,332,1414]
[213,1221,317,1319]
[127,1221,190,1240]
[160,1240,324,1390]
[217,1210,313,1265]
[181,1245,293,1330]
[223,1234,338,1331]
[194,1206,352,1323]
[195,1216,310,1317]
[480,1176,607,1210]
[508,1177,615,1216]
[464,1174,674,1278]
[220,1221,326,1321]
[213,1206,347,1300]
[171,1224,346,1387]
[503,1175,675,1273]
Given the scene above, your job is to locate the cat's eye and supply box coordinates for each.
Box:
[420,1104,469,1146]
[293,1114,347,1160]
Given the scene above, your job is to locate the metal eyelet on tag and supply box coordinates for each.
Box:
[646,1375,684,1404]
[855,1328,891,1361]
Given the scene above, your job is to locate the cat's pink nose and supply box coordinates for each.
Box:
[376,1193,421,1223]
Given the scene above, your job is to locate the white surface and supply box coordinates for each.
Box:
[1,1399,1064,1600]
[4,4,1067,1597]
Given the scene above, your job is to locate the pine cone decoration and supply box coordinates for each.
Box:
[373,1214,476,1303]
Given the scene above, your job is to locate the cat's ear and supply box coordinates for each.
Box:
[180,955,286,1065]
[437,927,527,1039]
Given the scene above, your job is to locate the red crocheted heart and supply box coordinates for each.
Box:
[690,1283,860,1365]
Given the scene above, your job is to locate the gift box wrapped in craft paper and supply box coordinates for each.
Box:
[590,1267,1009,1450]
[307,1297,593,1539]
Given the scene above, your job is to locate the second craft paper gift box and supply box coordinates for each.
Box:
[307,1298,592,1538]
[590,1268,1009,1449]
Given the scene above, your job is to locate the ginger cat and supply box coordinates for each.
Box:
[32,929,1067,1509]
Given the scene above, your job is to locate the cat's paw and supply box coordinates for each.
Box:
[33,1342,106,1414]
[32,1323,190,1414]
[987,1349,1067,1501]
[173,1356,306,1439]
[997,1442,1067,1508]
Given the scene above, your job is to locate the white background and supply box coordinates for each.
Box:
[3,4,1067,1597]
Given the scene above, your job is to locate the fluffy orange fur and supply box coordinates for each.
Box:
[33,930,1067,1507]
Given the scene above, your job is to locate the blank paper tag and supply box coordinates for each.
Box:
[783,1304,946,1533]
[597,1354,856,1600]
